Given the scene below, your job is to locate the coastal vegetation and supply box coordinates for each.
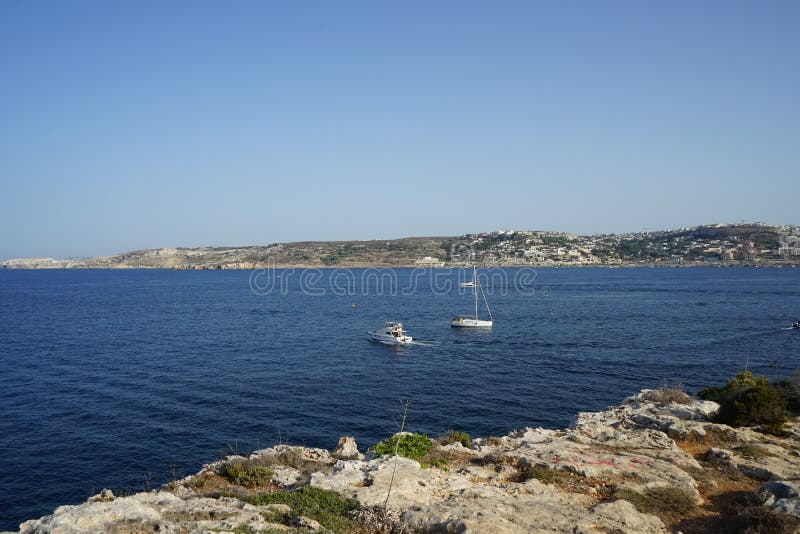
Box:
[641,386,693,405]
[439,429,472,448]
[15,383,800,533]
[247,486,360,533]
[698,370,789,435]
[609,486,697,520]
[371,432,433,461]
[225,461,275,488]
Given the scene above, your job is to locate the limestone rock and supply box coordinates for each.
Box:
[332,436,360,459]
[86,489,114,503]
[13,389,798,533]
[402,490,665,533]
[707,445,800,481]
[760,481,800,518]
[17,492,286,534]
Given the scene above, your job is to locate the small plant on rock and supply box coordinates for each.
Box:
[371,433,433,461]
[225,461,274,488]
[641,386,693,405]
[734,444,776,458]
[514,463,560,484]
[247,486,359,533]
[612,486,696,519]
[439,429,472,448]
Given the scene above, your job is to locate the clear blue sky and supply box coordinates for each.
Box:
[1,1,797,259]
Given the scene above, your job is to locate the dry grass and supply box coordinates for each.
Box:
[733,444,777,458]
[611,486,697,523]
[419,446,474,471]
[641,387,694,405]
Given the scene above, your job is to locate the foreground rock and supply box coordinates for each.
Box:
[9,390,800,533]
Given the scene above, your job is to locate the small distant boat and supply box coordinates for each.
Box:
[452,266,493,328]
[368,322,413,345]
[793,321,800,329]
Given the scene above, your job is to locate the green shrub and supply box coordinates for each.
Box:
[248,486,359,533]
[698,371,788,430]
[371,433,433,461]
[717,383,786,428]
[225,461,274,488]
[697,385,726,403]
[425,457,450,470]
[440,430,472,448]
[774,370,800,413]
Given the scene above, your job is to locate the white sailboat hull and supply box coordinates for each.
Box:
[451,318,493,328]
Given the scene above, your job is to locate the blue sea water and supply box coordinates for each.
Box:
[0,267,798,529]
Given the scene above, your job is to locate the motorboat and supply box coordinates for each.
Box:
[452,266,493,328]
[793,321,800,329]
[368,322,413,345]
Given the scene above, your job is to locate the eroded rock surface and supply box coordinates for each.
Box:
[9,390,800,534]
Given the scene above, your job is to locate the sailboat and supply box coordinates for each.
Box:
[451,266,493,328]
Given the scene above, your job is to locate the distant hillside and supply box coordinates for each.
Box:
[2,223,798,269]
[0,238,451,269]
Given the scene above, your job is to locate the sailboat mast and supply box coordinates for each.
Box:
[473,265,479,320]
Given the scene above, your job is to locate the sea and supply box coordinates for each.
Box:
[0,266,798,529]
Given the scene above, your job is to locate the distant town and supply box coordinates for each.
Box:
[2,223,799,269]
[442,222,800,267]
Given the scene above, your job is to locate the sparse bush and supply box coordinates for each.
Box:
[248,486,359,533]
[733,445,776,458]
[371,433,433,461]
[484,436,505,447]
[225,461,274,488]
[773,369,800,413]
[641,387,693,405]
[439,430,472,448]
[722,505,800,534]
[613,487,696,518]
[757,424,792,438]
[514,463,560,484]
[424,457,450,470]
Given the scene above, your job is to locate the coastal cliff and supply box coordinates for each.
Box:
[8,390,800,533]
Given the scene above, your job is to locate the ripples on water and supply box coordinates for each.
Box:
[0,267,798,528]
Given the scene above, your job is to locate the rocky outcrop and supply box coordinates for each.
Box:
[760,480,800,517]
[16,492,290,534]
[8,390,800,533]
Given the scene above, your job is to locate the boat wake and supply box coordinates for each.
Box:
[410,340,441,347]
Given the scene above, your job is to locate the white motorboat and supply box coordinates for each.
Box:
[452,266,493,328]
[793,321,800,329]
[368,321,413,345]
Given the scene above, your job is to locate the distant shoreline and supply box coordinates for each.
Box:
[2,262,799,270]
[3,222,799,269]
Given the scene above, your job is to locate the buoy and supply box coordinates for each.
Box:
[351,303,356,308]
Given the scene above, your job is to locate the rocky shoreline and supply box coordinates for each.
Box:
[8,390,800,533]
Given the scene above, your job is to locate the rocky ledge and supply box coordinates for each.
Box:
[9,390,800,533]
